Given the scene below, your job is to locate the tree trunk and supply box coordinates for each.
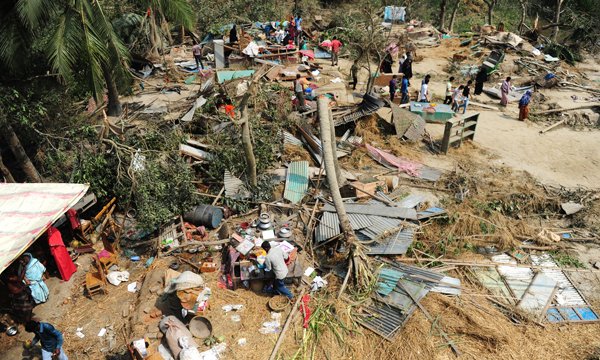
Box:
[487,4,494,26]
[449,0,461,33]
[0,151,15,182]
[4,124,42,182]
[148,14,160,59]
[552,0,563,41]
[317,97,354,240]
[240,114,257,187]
[102,64,122,117]
[439,0,448,31]
[518,0,527,35]
[180,25,185,44]
[327,108,345,185]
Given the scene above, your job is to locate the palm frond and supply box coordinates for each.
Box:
[16,0,57,29]
[147,0,194,29]
[0,14,31,70]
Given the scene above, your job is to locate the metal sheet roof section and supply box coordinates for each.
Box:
[283,161,309,204]
[282,130,303,147]
[397,194,427,209]
[417,207,447,220]
[224,170,245,198]
[315,212,341,243]
[367,229,414,255]
[493,254,534,301]
[474,267,516,304]
[321,203,418,220]
[357,300,411,340]
[347,213,373,230]
[531,253,587,307]
[517,273,557,316]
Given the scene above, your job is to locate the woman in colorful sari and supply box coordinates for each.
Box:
[20,253,49,304]
[518,90,532,121]
[500,76,511,106]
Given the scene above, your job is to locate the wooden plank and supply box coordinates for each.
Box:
[539,119,566,134]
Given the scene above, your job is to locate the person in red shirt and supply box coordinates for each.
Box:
[330,36,343,66]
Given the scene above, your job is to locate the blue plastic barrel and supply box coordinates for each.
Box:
[183,204,224,229]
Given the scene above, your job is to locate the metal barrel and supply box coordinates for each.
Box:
[183,204,223,229]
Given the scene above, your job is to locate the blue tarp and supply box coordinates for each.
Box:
[383,6,406,22]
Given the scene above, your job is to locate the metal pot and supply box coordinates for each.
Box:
[6,326,18,336]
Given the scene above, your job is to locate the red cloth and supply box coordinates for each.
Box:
[47,227,77,281]
[299,294,312,328]
[331,39,343,53]
[66,209,80,230]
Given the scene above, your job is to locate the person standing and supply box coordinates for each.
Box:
[400,75,410,104]
[518,90,532,121]
[19,253,49,304]
[25,320,68,360]
[451,85,465,112]
[350,62,359,90]
[261,241,293,299]
[330,36,343,66]
[474,67,487,95]
[7,275,34,324]
[444,77,455,104]
[460,80,473,113]
[500,76,511,106]
[381,52,393,73]
[419,75,430,102]
[398,53,407,73]
[229,24,238,44]
[389,75,398,102]
[294,74,309,111]
[191,42,204,70]
[401,52,413,85]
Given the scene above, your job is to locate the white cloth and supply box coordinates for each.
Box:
[265,246,289,279]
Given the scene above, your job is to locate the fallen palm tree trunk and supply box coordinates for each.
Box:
[532,103,600,115]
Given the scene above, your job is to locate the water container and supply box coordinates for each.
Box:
[183,204,224,229]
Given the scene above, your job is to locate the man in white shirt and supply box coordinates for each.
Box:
[419,74,430,102]
[262,241,293,299]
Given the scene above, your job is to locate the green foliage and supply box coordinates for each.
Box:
[0,88,47,126]
[551,251,586,268]
[134,158,198,231]
[72,150,122,199]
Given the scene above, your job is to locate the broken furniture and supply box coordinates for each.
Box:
[409,101,454,123]
[481,49,505,75]
[77,197,116,243]
[98,250,118,273]
[85,254,108,298]
[440,113,479,154]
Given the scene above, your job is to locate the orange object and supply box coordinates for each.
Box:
[224,104,235,118]
[200,262,218,273]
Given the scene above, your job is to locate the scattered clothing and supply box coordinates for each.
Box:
[22,253,49,304]
[47,227,77,281]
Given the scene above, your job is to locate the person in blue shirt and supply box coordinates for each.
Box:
[400,76,409,104]
[25,320,68,360]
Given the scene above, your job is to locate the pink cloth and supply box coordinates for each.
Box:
[299,50,315,60]
[365,144,422,177]
[66,209,80,230]
[47,226,77,281]
[500,80,510,105]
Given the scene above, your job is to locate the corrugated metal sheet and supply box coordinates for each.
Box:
[357,300,411,340]
[314,212,341,243]
[359,216,402,239]
[283,161,309,204]
[224,170,245,197]
[517,273,557,316]
[417,207,447,220]
[474,267,516,304]
[347,136,363,145]
[397,194,427,209]
[368,229,414,255]
[385,278,429,311]
[347,213,373,230]
[493,254,534,301]
[282,130,303,147]
[531,253,586,306]
[321,203,418,220]
[402,114,426,142]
